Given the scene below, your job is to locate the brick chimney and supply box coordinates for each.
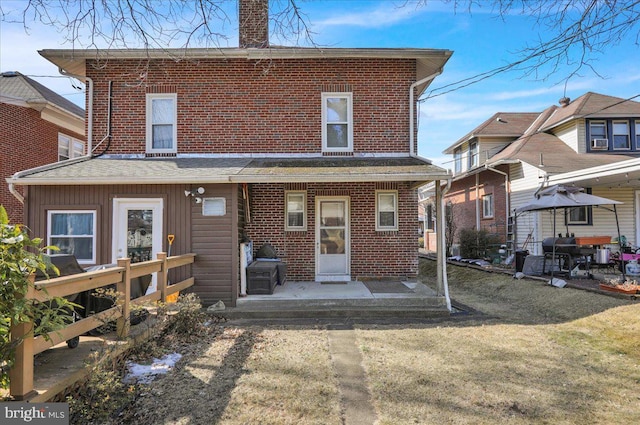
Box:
[239,0,269,48]
[559,96,571,107]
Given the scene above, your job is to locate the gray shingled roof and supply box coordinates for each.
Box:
[0,71,84,118]
[8,156,450,185]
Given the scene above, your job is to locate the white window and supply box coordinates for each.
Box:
[376,191,398,231]
[566,188,592,225]
[468,141,478,168]
[202,198,226,216]
[146,93,177,153]
[58,133,85,161]
[322,92,353,152]
[482,194,494,219]
[285,191,307,231]
[589,121,607,148]
[47,210,96,264]
[612,120,630,150]
[454,147,462,174]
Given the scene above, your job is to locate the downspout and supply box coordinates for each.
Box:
[92,81,112,157]
[58,67,93,155]
[410,71,442,157]
[475,173,481,230]
[8,183,24,204]
[437,178,453,311]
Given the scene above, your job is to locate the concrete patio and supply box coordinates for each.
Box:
[217,280,451,319]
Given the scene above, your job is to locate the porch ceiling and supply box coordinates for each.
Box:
[8,156,452,186]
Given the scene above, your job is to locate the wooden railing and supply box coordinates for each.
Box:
[9,252,196,400]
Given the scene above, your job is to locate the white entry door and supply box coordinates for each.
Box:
[113,198,164,294]
[316,197,350,281]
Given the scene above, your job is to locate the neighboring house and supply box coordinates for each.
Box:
[6,0,453,307]
[426,92,640,257]
[1,71,85,221]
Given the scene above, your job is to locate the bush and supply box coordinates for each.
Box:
[458,228,502,259]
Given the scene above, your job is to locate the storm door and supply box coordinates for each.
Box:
[316,197,350,281]
[113,198,163,294]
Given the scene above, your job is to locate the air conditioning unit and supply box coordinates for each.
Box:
[591,138,608,149]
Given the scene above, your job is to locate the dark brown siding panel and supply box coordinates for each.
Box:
[191,184,237,306]
[24,184,235,305]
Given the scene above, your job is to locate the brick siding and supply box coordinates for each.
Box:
[0,103,84,222]
[86,57,414,155]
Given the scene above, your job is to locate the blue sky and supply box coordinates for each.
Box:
[1,0,639,168]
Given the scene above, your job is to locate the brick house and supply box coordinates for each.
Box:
[425,93,640,258]
[6,0,453,307]
[1,71,85,221]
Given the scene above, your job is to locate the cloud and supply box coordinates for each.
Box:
[314,2,427,28]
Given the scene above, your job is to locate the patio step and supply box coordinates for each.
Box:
[211,297,451,320]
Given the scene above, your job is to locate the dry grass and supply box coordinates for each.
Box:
[355,259,640,424]
[111,259,639,424]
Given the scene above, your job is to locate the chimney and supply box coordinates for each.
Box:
[239,0,269,48]
[559,97,571,107]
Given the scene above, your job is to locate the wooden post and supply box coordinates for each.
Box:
[116,258,131,338]
[9,275,37,400]
[157,252,168,303]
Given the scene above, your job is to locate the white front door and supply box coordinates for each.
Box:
[113,198,164,293]
[316,197,350,281]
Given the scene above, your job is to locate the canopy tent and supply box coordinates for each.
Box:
[515,185,624,281]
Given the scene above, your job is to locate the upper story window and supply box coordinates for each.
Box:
[454,147,462,174]
[58,133,85,161]
[468,141,478,168]
[376,191,398,231]
[612,121,630,150]
[636,120,640,149]
[588,120,608,150]
[146,93,177,153]
[322,93,353,152]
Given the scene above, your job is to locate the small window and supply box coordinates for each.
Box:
[482,194,494,219]
[285,191,306,231]
[612,121,630,150]
[454,147,462,174]
[322,92,353,152]
[566,189,593,225]
[202,198,226,216]
[146,93,177,153]
[58,133,85,161]
[47,210,96,264]
[376,191,398,231]
[468,142,478,168]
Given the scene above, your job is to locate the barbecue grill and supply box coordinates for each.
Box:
[541,237,592,278]
[542,237,579,255]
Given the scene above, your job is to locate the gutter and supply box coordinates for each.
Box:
[8,183,24,204]
[410,71,442,156]
[58,67,93,155]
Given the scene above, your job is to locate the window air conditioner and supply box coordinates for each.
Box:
[591,138,608,149]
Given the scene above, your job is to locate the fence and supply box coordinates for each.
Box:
[9,252,196,400]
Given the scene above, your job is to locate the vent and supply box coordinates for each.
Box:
[591,138,608,150]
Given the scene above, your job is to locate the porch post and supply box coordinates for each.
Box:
[9,274,37,400]
[436,181,444,293]
[116,258,131,338]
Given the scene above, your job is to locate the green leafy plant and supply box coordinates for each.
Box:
[459,228,502,259]
[1,205,75,391]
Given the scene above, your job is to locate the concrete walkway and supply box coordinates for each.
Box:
[328,324,378,425]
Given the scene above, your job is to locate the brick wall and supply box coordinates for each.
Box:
[0,103,84,222]
[244,182,419,280]
[86,57,415,155]
[444,166,509,244]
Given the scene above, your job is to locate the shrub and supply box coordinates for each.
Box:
[459,228,502,259]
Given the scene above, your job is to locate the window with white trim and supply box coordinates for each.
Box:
[566,188,593,225]
[454,147,462,174]
[322,92,353,152]
[58,133,85,161]
[468,141,478,168]
[47,210,96,264]
[146,93,177,153]
[589,121,607,147]
[612,120,630,150]
[285,191,307,230]
[376,191,398,231]
[482,194,494,219]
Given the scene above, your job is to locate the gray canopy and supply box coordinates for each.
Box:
[515,185,622,213]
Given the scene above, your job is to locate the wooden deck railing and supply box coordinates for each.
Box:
[9,252,196,400]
